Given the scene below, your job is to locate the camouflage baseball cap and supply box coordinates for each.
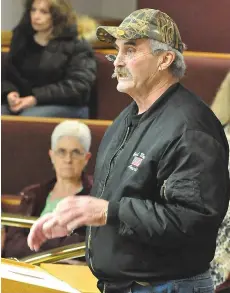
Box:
[96,8,185,52]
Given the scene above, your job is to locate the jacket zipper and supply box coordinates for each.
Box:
[103,284,106,293]
[161,180,168,201]
[88,126,131,273]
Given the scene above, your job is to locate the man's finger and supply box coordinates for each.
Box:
[42,216,59,234]
[66,216,86,232]
[55,209,83,227]
[27,213,53,249]
[55,196,79,212]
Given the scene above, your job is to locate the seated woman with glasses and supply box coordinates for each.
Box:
[2,120,92,259]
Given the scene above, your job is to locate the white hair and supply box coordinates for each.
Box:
[149,39,186,79]
[51,120,91,152]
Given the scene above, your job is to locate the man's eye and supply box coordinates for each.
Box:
[127,48,135,54]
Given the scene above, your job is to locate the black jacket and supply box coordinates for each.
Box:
[2,24,97,106]
[86,83,229,285]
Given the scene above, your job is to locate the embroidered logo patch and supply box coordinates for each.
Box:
[128,152,145,172]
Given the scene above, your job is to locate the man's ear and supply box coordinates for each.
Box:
[158,51,176,71]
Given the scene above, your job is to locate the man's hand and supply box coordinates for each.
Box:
[9,95,37,113]
[27,196,109,251]
[27,213,68,252]
[43,196,109,237]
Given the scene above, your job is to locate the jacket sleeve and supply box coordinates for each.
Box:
[1,80,19,98]
[2,190,37,258]
[32,41,97,106]
[2,227,34,258]
[107,130,229,247]
[1,53,19,102]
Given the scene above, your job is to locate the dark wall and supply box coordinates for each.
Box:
[138,0,230,53]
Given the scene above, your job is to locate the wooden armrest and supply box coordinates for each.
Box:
[1,194,22,213]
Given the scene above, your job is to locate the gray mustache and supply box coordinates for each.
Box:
[111,68,131,79]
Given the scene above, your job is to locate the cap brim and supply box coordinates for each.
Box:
[96,26,130,43]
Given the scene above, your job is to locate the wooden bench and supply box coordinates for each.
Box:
[2,46,230,120]
[1,116,111,194]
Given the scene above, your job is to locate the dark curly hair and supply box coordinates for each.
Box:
[22,0,77,37]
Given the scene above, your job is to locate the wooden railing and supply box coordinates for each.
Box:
[1,212,86,265]
[20,242,86,265]
[2,213,36,228]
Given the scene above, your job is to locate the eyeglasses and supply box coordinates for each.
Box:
[54,148,85,159]
[105,54,117,62]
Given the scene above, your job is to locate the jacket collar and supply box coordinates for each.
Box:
[125,82,180,125]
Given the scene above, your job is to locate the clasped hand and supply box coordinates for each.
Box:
[7,92,36,113]
[27,196,109,252]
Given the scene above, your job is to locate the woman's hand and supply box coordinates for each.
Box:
[7,91,21,110]
[9,95,37,113]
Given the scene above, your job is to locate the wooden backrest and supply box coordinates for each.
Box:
[1,116,111,194]
[138,0,230,53]
[2,50,230,121]
[1,194,23,213]
[94,51,230,119]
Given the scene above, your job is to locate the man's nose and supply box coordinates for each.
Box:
[113,53,125,67]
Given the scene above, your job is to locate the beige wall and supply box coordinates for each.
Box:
[99,0,137,19]
[1,0,24,30]
[1,0,137,30]
[70,0,137,18]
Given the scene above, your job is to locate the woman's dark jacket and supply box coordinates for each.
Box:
[2,174,92,258]
[1,22,97,106]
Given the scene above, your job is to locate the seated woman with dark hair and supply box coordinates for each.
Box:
[2,120,92,258]
[1,0,97,118]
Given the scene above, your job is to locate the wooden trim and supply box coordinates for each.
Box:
[1,30,113,49]
[2,45,230,59]
[2,30,230,58]
[2,196,22,206]
[1,115,112,127]
[95,49,230,59]
[1,31,12,46]
[1,47,9,52]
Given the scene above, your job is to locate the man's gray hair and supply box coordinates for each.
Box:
[150,39,186,79]
[51,120,91,152]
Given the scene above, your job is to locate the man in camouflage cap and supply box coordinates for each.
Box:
[95,8,187,98]
[28,8,229,293]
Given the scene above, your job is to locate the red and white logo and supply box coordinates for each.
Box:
[128,152,145,172]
